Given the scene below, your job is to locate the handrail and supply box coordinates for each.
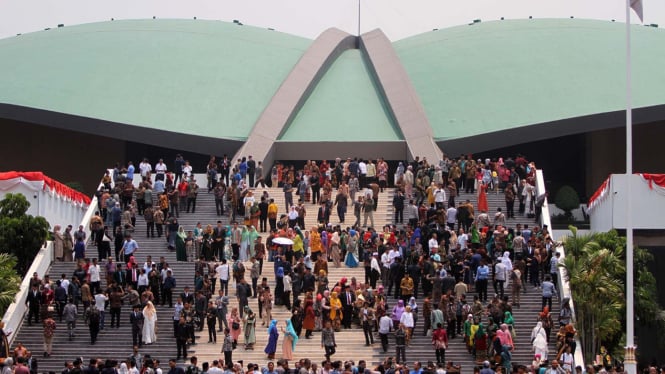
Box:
[536,169,585,371]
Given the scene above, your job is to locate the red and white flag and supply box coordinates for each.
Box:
[631,0,644,22]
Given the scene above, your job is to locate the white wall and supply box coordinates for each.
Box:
[0,185,88,230]
[590,174,665,232]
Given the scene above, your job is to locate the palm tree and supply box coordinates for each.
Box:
[561,226,664,364]
[561,233,624,363]
[0,253,21,316]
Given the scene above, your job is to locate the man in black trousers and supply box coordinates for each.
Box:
[130,305,144,347]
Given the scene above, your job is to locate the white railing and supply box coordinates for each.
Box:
[1,241,54,343]
[536,169,585,370]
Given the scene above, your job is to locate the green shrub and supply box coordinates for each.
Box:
[555,185,580,218]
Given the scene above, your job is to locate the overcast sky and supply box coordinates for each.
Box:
[0,0,660,41]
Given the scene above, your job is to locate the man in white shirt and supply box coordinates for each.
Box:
[143,256,155,274]
[215,259,230,295]
[358,159,367,188]
[60,274,70,296]
[122,234,140,263]
[182,161,193,179]
[388,246,401,264]
[89,258,101,294]
[94,291,108,329]
[370,252,381,288]
[434,185,447,209]
[458,229,469,251]
[428,233,439,255]
[137,269,149,294]
[155,159,167,181]
[378,312,392,353]
[446,206,457,231]
[380,251,392,287]
[139,159,152,178]
[207,361,224,374]
[494,260,507,299]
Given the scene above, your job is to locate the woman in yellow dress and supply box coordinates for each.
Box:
[329,291,343,331]
[310,227,322,261]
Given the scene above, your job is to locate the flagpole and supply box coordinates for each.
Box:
[624,0,637,373]
[357,0,361,37]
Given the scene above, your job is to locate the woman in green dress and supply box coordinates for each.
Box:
[247,226,259,259]
[176,226,187,262]
[243,305,257,350]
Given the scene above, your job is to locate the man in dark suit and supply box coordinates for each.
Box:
[130,305,144,347]
[317,203,330,225]
[25,284,41,325]
[212,222,226,260]
[114,263,127,288]
[247,155,256,187]
[302,268,316,293]
[180,286,194,305]
[175,317,189,361]
[340,285,355,329]
[236,279,250,318]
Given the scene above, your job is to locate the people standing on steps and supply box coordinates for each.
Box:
[130,304,144,347]
[394,322,407,364]
[432,322,449,365]
[142,301,157,345]
[264,319,279,360]
[242,305,256,350]
[281,319,298,360]
[42,313,56,357]
[54,155,555,367]
[321,320,337,361]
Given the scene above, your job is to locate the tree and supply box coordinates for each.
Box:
[0,193,50,274]
[0,254,21,316]
[555,185,580,219]
[561,226,664,363]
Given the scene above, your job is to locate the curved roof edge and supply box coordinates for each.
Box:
[0,103,244,157]
[437,104,665,155]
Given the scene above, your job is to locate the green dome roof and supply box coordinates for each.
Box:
[0,19,311,141]
[394,18,665,146]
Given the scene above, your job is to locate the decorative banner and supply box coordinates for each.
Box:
[0,171,91,206]
[587,175,610,214]
[640,173,665,196]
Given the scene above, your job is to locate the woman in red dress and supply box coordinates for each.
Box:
[478,182,489,213]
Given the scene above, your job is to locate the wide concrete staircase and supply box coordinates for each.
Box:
[11,186,378,370]
[456,189,539,230]
[11,191,222,371]
[192,265,372,365]
[369,185,557,370]
[378,286,560,370]
[11,178,554,371]
[254,187,394,231]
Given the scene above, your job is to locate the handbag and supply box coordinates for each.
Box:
[232,321,240,330]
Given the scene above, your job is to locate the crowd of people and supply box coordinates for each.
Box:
[12,153,633,374]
